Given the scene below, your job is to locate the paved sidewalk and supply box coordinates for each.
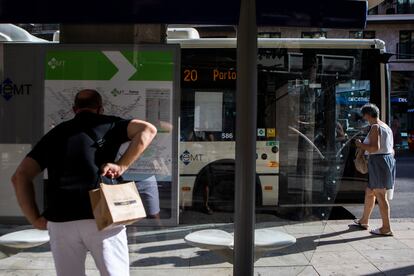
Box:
[0,219,413,275]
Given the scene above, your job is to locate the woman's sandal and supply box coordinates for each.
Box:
[370,228,394,236]
[352,219,369,230]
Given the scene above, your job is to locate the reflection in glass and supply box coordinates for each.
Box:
[0,38,389,274]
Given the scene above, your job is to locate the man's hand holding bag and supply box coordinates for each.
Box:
[89,179,146,231]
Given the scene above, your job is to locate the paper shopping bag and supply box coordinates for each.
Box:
[89,181,146,231]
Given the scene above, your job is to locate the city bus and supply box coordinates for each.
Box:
[170,37,391,213]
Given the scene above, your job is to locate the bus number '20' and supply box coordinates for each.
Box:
[184,69,198,82]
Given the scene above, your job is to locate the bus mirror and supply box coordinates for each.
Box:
[380,53,393,63]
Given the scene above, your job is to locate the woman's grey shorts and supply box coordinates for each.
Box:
[368,154,396,190]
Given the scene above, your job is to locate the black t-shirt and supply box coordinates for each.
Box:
[27,112,131,222]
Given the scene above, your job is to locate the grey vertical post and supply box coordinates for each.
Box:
[234,0,257,275]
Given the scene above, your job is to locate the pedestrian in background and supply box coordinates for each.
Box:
[11,89,157,276]
[353,103,396,236]
[391,115,402,149]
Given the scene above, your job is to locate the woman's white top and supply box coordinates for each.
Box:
[363,123,394,155]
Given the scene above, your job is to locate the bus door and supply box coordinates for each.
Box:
[275,50,371,209]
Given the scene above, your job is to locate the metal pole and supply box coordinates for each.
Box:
[234,0,257,275]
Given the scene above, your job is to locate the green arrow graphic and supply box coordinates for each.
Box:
[45,50,174,81]
[121,51,174,81]
[45,51,118,80]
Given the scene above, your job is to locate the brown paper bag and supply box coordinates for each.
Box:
[89,181,146,231]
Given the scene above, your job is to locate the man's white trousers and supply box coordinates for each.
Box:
[47,219,129,276]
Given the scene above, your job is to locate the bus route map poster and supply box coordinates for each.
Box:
[44,47,178,225]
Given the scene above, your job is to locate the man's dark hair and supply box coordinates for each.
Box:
[74,89,103,110]
[361,103,380,118]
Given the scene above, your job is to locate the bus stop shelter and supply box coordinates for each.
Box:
[0,0,372,275]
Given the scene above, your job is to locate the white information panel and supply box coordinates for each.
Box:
[0,144,31,217]
[194,91,223,132]
[43,47,179,225]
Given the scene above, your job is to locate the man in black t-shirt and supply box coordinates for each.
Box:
[11,89,157,276]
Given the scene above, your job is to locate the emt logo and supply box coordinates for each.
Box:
[0,78,32,101]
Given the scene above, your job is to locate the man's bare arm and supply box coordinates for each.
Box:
[101,119,157,178]
[11,157,47,230]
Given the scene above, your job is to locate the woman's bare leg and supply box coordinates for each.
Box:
[373,188,391,232]
[359,187,376,225]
